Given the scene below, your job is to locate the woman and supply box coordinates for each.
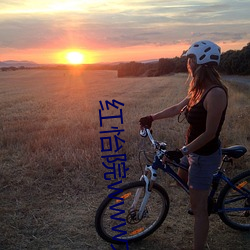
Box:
[139,40,228,250]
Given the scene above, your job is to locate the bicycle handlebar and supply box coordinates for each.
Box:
[140,128,155,145]
[140,128,166,151]
[146,129,155,146]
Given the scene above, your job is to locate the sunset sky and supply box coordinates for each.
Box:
[0,0,249,64]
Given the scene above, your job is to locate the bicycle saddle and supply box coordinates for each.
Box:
[222,145,247,158]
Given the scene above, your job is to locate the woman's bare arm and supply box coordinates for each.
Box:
[151,97,189,121]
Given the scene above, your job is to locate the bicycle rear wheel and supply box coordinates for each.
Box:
[217,170,250,231]
[95,180,169,244]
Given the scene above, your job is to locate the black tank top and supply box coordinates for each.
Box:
[185,86,227,155]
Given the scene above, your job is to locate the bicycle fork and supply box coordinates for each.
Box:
[130,165,157,220]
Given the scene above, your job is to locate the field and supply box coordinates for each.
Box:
[0,69,249,250]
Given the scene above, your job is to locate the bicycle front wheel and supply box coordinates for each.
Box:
[95,180,169,244]
[217,170,250,231]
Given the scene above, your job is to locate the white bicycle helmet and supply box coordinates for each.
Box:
[183,40,221,65]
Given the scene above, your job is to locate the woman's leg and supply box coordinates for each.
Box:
[177,156,189,184]
[188,149,221,249]
[177,168,188,184]
[190,188,210,250]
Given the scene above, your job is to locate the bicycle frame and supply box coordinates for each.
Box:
[134,129,250,218]
[95,129,249,246]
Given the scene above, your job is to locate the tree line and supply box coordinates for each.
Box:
[117,43,250,77]
[1,43,249,75]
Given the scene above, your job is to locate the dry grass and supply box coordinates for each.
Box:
[0,69,249,249]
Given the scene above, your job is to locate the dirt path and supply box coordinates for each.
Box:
[222,75,250,86]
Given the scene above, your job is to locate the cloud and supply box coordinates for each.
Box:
[0,0,23,7]
[0,0,249,52]
[0,15,59,48]
[189,3,230,13]
[190,31,248,42]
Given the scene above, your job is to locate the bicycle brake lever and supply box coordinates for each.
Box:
[140,129,148,137]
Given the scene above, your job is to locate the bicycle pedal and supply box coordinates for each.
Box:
[243,211,250,217]
[244,199,250,217]
[187,208,216,216]
[244,198,250,207]
[188,209,194,215]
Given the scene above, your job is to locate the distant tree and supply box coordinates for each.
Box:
[219,43,250,75]
[117,61,157,77]
[158,58,175,75]
[240,43,250,74]
[172,56,187,73]
[117,43,250,77]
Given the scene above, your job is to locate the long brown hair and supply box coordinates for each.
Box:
[187,62,228,107]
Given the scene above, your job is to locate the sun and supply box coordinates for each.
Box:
[66,51,85,64]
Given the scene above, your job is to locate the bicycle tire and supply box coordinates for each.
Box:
[217,170,250,231]
[95,180,170,244]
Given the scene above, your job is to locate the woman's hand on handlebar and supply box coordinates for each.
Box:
[166,149,184,163]
[139,115,153,129]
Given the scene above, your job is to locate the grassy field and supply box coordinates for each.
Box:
[0,69,249,249]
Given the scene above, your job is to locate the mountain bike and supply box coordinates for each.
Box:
[95,128,250,245]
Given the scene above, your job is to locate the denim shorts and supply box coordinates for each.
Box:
[180,148,222,190]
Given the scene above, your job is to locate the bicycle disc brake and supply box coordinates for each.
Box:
[126,208,149,224]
